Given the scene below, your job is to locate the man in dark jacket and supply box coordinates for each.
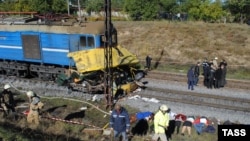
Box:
[219,59,227,87]
[187,66,195,90]
[110,103,130,141]
[194,62,201,86]
[0,84,15,117]
[146,55,152,70]
[202,58,210,87]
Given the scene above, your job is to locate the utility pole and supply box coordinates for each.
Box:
[78,0,81,22]
[67,0,70,16]
[104,0,113,110]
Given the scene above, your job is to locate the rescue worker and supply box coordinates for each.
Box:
[152,104,170,141]
[27,94,44,128]
[110,103,130,141]
[0,84,15,117]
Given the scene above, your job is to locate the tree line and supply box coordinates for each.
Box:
[0,0,249,23]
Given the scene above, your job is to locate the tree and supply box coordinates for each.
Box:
[200,0,225,22]
[181,0,225,22]
[52,0,68,13]
[111,0,125,10]
[224,0,250,23]
[159,0,177,13]
[85,0,103,14]
[28,0,49,13]
[124,0,159,20]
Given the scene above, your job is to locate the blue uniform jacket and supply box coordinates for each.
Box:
[110,107,130,132]
[187,67,195,81]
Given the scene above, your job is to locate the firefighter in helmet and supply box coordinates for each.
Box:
[0,84,15,117]
[26,91,44,127]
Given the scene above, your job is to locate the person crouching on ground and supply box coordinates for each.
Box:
[110,103,130,141]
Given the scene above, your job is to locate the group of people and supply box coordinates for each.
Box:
[109,103,169,141]
[2,83,215,140]
[187,57,227,90]
[109,103,214,141]
[0,84,44,128]
[202,57,227,89]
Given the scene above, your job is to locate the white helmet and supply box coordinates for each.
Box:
[160,104,168,111]
[26,91,34,97]
[4,84,11,89]
[32,97,40,105]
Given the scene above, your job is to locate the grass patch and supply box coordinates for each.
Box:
[115,21,250,80]
[227,67,250,80]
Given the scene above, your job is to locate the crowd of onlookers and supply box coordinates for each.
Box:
[188,57,227,90]
[145,55,228,91]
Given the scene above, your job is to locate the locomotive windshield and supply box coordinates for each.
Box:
[99,31,117,47]
[80,36,95,49]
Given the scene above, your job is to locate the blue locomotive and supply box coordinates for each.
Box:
[0,16,143,93]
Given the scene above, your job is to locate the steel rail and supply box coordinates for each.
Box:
[145,71,250,90]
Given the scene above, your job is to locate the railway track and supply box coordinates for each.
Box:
[131,71,250,114]
[145,70,250,90]
[1,71,249,114]
[133,86,250,113]
[0,75,89,99]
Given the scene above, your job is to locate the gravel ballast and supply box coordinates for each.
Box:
[119,78,250,124]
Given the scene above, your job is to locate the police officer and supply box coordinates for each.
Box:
[0,84,15,117]
[27,91,44,128]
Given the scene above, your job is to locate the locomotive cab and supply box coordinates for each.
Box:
[0,15,144,94]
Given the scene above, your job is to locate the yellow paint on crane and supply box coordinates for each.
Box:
[67,45,139,73]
